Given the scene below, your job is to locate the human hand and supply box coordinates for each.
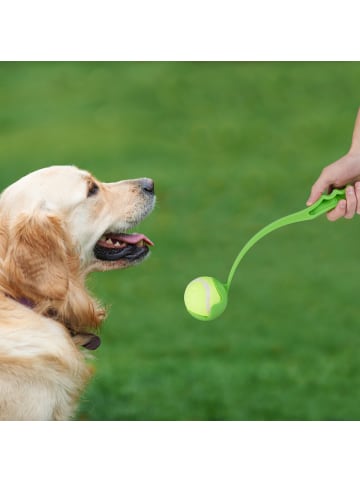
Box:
[306,152,360,221]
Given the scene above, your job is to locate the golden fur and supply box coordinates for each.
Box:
[0,166,155,420]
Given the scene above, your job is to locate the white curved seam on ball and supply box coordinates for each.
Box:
[198,278,211,315]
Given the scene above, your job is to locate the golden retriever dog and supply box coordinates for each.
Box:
[0,166,155,420]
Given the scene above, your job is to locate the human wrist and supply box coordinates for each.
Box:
[348,143,360,157]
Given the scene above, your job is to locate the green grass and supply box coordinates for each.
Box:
[1,62,360,420]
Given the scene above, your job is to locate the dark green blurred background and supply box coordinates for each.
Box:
[1,62,360,420]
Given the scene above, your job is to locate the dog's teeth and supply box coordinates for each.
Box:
[114,241,121,247]
[106,238,114,245]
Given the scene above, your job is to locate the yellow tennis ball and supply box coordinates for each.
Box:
[184,276,228,321]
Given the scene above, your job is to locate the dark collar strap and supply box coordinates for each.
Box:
[15,296,35,309]
[70,331,102,350]
[5,293,101,350]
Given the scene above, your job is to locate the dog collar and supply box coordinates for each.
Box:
[5,294,101,350]
[16,296,35,309]
[69,330,101,350]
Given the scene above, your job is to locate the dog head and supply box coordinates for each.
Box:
[0,165,156,271]
[0,166,156,330]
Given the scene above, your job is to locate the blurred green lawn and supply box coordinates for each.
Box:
[1,62,360,420]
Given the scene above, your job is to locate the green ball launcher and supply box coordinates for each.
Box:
[184,188,346,321]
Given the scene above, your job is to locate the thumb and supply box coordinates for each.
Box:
[306,177,331,206]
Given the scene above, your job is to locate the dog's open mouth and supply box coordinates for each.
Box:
[93,232,154,262]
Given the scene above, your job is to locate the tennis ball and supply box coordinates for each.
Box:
[184,276,228,321]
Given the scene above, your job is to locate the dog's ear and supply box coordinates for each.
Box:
[5,213,73,301]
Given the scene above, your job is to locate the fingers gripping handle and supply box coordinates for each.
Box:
[306,188,346,218]
[226,188,346,289]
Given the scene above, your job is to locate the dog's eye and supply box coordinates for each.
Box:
[88,182,99,197]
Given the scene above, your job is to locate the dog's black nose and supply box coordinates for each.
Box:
[141,178,155,195]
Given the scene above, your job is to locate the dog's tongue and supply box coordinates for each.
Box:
[115,233,154,246]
